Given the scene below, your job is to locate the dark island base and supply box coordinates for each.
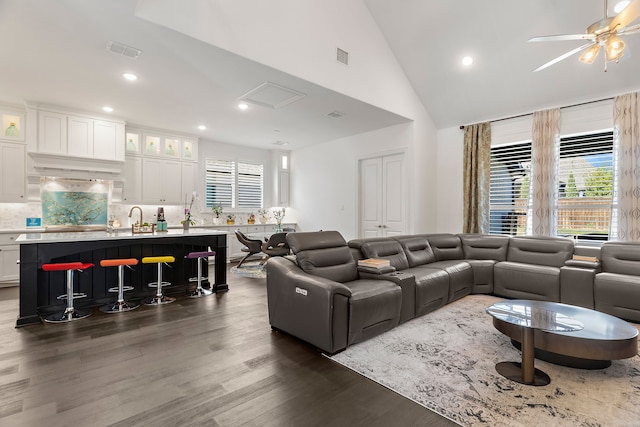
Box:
[510,339,612,370]
[17,233,227,327]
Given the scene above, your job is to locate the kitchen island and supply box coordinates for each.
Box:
[16,228,227,327]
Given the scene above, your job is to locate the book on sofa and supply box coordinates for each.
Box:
[357,258,395,274]
[358,258,391,268]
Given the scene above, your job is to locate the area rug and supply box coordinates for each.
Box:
[230,261,266,279]
[330,294,640,426]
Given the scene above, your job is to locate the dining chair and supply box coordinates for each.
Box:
[235,230,264,268]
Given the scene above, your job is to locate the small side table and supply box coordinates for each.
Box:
[486,300,583,386]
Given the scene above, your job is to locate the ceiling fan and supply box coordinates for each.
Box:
[530,0,640,72]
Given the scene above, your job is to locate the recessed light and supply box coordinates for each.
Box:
[462,56,474,67]
[615,1,630,13]
[198,125,206,130]
[123,73,138,81]
[102,106,114,113]
[238,103,249,110]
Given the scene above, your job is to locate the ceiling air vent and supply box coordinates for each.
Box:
[337,48,349,65]
[327,111,345,118]
[106,41,142,59]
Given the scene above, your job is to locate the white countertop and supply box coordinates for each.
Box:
[16,228,227,244]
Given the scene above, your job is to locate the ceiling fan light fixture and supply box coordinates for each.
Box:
[579,44,601,64]
[605,35,625,61]
[614,1,631,14]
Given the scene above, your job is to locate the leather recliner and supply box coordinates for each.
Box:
[266,230,402,354]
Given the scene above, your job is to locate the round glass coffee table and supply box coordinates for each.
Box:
[487,300,639,386]
[487,300,584,386]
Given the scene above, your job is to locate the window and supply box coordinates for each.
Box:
[489,142,532,235]
[205,159,263,209]
[237,162,263,209]
[489,131,614,239]
[557,131,613,241]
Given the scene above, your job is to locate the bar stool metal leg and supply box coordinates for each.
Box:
[42,262,93,323]
[185,250,216,298]
[143,256,175,305]
[100,258,140,313]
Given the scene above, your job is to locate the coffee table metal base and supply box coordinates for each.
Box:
[495,362,550,386]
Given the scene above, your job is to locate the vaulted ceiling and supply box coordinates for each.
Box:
[0,0,638,150]
[364,0,640,128]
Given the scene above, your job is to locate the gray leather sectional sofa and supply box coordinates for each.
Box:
[266,230,640,354]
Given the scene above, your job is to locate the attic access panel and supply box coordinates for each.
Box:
[239,82,306,109]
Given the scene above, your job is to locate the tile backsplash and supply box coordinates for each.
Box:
[0,202,284,230]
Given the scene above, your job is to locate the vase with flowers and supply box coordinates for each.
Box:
[226,214,235,225]
[247,212,256,224]
[181,192,197,230]
[272,207,286,233]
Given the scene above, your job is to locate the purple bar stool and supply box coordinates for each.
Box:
[185,250,216,298]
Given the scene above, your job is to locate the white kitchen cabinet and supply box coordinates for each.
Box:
[142,158,182,203]
[181,161,197,198]
[163,160,182,203]
[94,119,125,161]
[0,142,26,202]
[0,234,19,285]
[33,107,125,162]
[38,110,67,154]
[182,138,197,160]
[67,115,93,157]
[122,156,142,202]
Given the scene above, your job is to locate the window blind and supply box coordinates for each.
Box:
[205,159,235,208]
[237,162,263,209]
[489,141,532,235]
[557,131,613,241]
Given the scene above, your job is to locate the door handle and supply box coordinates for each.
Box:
[382,225,387,228]
[377,225,382,228]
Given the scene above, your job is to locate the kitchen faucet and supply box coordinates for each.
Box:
[128,206,143,226]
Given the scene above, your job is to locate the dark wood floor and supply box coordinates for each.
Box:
[0,265,457,426]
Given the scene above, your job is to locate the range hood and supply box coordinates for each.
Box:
[28,152,124,180]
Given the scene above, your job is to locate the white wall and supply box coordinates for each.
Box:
[435,126,464,233]
[293,119,437,241]
[135,0,419,120]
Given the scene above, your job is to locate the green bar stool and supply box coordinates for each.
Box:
[99,258,140,313]
[41,261,94,323]
[142,255,175,305]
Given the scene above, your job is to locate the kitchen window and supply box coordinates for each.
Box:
[205,159,263,209]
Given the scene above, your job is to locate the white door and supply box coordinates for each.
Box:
[359,152,406,238]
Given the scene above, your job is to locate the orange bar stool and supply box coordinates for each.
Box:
[99,258,140,313]
[142,255,175,305]
[185,250,216,298]
[41,261,94,323]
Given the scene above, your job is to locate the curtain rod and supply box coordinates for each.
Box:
[459,96,615,130]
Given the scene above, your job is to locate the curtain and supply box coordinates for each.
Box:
[531,109,560,236]
[612,92,640,241]
[463,122,491,233]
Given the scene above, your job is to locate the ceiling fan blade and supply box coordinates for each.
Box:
[611,0,640,30]
[619,23,640,35]
[529,34,596,42]
[533,42,596,72]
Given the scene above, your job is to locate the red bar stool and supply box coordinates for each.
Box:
[185,250,216,297]
[142,255,175,305]
[99,258,140,313]
[41,261,94,323]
